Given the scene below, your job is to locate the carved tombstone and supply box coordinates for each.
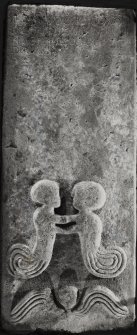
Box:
[1,5,136,333]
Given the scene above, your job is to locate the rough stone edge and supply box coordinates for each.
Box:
[0,4,136,335]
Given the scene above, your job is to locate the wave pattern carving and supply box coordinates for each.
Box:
[10,291,50,323]
[74,287,128,318]
[10,286,128,323]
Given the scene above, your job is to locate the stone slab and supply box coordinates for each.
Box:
[1,5,136,333]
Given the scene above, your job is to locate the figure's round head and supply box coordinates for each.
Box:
[58,285,78,310]
[71,181,106,211]
[30,179,60,208]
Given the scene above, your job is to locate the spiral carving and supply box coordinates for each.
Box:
[74,287,128,318]
[72,181,127,278]
[7,179,127,279]
[7,180,69,279]
[8,243,48,279]
[86,246,127,278]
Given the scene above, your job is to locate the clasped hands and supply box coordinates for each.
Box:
[8,179,127,279]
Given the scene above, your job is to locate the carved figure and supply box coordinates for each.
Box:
[8,180,75,279]
[8,179,127,279]
[71,181,127,278]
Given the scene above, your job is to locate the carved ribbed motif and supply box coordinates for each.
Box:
[8,180,127,279]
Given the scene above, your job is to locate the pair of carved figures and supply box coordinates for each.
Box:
[8,179,127,280]
[7,179,128,323]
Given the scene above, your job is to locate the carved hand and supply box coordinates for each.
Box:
[8,179,127,279]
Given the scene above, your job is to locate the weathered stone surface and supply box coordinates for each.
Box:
[1,5,135,332]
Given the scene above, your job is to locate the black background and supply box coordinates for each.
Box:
[0,1,136,335]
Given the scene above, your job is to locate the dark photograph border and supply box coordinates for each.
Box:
[0,1,136,335]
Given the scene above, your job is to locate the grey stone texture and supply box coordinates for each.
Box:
[1,5,136,333]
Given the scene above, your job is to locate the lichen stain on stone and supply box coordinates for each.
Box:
[23,11,49,51]
[3,6,135,331]
[23,9,77,57]
[50,66,69,94]
[80,110,98,130]
[76,156,103,179]
[73,85,103,129]
[41,106,61,143]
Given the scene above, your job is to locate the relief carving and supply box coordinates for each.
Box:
[8,180,74,279]
[10,285,128,323]
[10,290,51,323]
[8,179,127,279]
[73,286,128,318]
[3,5,134,331]
[72,182,127,278]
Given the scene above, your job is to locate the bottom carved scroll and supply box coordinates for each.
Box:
[10,285,128,324]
